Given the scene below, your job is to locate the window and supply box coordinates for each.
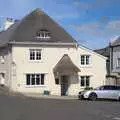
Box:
[29,49,41,61]
[116,86,120,90]
[80,76,90,87]
[117,58,120,67]
[26,74,44,86]
[0,73,5,85]
[36,29,51,39]
[99,85,120,90]
[0,56,5,64]
[81,55,90,65]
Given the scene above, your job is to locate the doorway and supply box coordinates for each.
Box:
[0,73,5,86]
[61,75,69,96]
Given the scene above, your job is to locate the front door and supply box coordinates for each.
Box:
[61,75,68,96]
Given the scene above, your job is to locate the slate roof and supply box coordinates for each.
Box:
[0,8,77,48]
[110,36,120,47]
[94,46,110,57]
[53,54,80,73]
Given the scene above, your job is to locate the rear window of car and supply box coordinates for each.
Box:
[116,86,120,90]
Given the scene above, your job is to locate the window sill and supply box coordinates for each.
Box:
[28,60,43,63]
[25,85,45,88]
[80,65,92,68]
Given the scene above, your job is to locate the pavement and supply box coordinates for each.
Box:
[23,92,78,100]
[0,94,119,120]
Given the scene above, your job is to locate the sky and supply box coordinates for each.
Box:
[0,0,120,49]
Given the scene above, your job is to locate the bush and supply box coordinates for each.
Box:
[84,87,93,90]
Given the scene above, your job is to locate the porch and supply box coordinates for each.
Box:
[53,54,80,96]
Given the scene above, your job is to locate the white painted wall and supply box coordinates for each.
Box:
[11,44,107,96]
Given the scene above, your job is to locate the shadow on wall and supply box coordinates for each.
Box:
[70,73,79,84]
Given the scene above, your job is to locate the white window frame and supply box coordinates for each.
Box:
[80,76,90,87]
[80,55,90,65]
[29,49,42,61]
[36,31,51,39]
[26,74,45,87]
[117,58,120,68]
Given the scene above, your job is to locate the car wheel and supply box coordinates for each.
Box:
[89,93,97,101]
[118,96,120,101]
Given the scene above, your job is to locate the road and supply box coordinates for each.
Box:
[0,95,119,120]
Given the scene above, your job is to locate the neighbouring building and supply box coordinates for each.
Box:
[108,37,120,85]
[95,37,120,86]
[0,9,107,96]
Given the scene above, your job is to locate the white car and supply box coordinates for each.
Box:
[78,85,120,101]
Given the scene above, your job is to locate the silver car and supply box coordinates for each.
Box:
[78,85,120,101]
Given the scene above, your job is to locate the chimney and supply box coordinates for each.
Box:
[3,18,15,30]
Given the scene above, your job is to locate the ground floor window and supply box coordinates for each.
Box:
[80,76,90,87]
[26,74,44,86]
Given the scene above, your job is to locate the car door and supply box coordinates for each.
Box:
[109,86,120,99]
[106,86,115,99]
[96,86,109,99]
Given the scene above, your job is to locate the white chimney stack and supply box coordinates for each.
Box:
[3,18,15,30]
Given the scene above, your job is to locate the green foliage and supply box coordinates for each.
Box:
[84,87,93,90]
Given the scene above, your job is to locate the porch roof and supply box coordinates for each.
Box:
[53,54,80,73]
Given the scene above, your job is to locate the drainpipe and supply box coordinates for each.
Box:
[109,44,113,74]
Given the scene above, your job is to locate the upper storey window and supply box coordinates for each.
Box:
[81,55,90,65]
[36,29,51,39]
[29,49,41,61]
[117,58,120,68]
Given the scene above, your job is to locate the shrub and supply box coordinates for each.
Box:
[84,87,93,90]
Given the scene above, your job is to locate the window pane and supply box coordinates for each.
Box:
[116,86,120,90]
[36,50,41,60]
[86,56,90,65]
[26,74,30,85]
[41,74,44,85]
[31,74,35,85]
[104,86,115,90]
[36,74,40,85]
[30,50,35,60]
[103,86,110,90]
[36,30,51,39]
[81,76,85,86]
[86,76,90,86]
[117,58,120,67]
[81,56,85,65]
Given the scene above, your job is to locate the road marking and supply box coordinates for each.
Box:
[113,117,120,120]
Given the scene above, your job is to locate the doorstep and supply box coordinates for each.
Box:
[23,93,78,100]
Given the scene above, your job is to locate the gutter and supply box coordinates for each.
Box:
[9,41,77,46]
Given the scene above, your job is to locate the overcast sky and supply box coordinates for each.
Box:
[0,0,120,49]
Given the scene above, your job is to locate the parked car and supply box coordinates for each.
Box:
[78,85,120,101]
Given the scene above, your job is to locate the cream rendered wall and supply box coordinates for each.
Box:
[67,46,107,96]
[11,44,107,96]
[79,47,106,89]
[11,45,78,95]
